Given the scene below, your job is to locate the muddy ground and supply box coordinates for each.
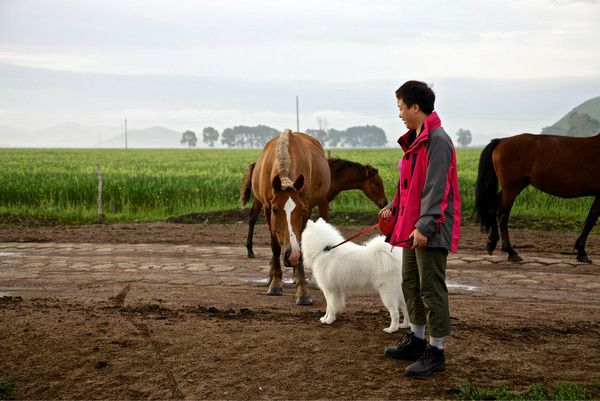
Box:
[1,217,600,400]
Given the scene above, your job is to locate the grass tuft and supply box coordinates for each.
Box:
[456,379,600,401]
[0,378,14,401]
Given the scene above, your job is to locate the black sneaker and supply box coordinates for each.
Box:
[383,330,427,361]
[405,344,445,377]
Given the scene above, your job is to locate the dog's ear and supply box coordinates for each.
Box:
[316,217,324,223]
[306,220,314,227]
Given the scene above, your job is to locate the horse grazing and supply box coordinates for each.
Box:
[240,157,388,259]
[251,129,330,305]
[475,133,600,263]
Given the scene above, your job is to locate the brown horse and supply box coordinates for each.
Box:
[475,133,600,263]
[251,129,330,305]
[240,157,389,259]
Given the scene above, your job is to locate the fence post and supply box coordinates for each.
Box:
[96,164,105,224]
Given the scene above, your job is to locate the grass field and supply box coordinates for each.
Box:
[0,147,596,231]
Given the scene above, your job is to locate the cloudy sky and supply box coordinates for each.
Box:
[1,0,599,146]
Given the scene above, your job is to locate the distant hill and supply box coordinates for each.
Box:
[0,123,187,148]
[542,96,600,136]
[102,126,183,148]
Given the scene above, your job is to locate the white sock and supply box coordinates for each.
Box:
[410,324,425,339]
[429,336,444,349]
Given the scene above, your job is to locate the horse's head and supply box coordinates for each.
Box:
[269,174,308,267]
[361,166,389,209]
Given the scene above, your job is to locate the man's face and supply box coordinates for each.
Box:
[397,98,419,130]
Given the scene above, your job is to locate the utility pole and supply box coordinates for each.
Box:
[124,117,128,149]
[296,95,299,132]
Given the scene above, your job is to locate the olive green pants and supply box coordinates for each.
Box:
[401,247,450,338]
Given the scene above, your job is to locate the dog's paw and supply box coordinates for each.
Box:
[384,325,399,333]
[320,316,335,324]
[399,322,410,329]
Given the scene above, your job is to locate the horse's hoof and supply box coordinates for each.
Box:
[267,287,283,296]
[486,243,496,255]
[508,254,523,262]
[247,252,255,258]
[296,294,313,305]
[577,255,592,264]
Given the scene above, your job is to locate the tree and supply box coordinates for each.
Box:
[180,130,198,148]
[347,125,387,147]
[456,128,472,148]
[220,125,279,148]
[306,125,388,147]
[202,127,219,147]
[306,129,327,145]
[326,128,345,148]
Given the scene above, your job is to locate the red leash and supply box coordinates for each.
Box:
[324,223,379,252]
[323,223,414,252]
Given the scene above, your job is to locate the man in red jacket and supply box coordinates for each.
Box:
[380,80,461,377]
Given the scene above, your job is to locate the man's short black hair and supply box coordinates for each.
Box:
[395,81,435,114]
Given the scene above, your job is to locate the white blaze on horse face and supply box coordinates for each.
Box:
[284,197,301,264]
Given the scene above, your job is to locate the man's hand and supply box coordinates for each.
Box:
[410,228,428,248]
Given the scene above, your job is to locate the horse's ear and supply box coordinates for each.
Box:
[294,174,305,191]
[272,175,282,192]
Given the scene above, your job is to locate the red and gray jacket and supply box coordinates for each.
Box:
[385,111,461,252]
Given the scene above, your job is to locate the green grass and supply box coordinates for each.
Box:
[456,380,600,401]
[0,147,597,231]
[0,378,14,401]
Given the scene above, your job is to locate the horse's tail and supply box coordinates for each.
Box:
[474,139,501,233]
[239,162,256,208]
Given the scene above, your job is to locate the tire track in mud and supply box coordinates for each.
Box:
[109,285,184,399]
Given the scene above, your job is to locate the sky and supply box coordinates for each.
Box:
[1,0,599,147]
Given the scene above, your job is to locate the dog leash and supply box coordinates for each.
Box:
[323,223,379,252]
[323,224,413,252]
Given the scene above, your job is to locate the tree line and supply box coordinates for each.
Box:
[180,125,389,148]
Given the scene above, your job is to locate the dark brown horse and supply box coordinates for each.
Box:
[240,157,388,259]
[475,133,600,263]
[251,129,330,305]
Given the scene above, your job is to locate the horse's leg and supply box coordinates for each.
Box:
[486,192,501,255]
[293,257,313,305]
[574,195,600,264]
[318,201,330,221]
[265,208,283,296]
[246,199,262,258]
[498,188,523,262]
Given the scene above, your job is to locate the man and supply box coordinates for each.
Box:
[380,80,461,377]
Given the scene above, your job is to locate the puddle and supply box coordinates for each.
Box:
[246,278,296,285]
[243,278,478,291]
[448,282,478,291]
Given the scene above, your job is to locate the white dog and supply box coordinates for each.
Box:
[301,218,409,333]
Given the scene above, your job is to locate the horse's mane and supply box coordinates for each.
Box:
[327,157,378,178]
[275,129,295,189]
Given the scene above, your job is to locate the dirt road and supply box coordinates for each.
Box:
[1,222,600,400]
